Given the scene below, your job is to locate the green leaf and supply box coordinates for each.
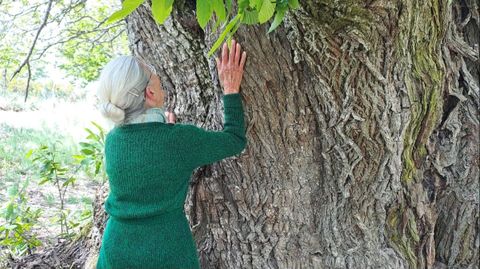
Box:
[196,0,213,30]
[225,0,233,17]
[62,177,76,187]
[251,0,263,9]
[223,12,242,52]
[25,149,34,159]
[212,0,226,23]
[38,177,50,185]
[84,127,94,136]
[90,121,105,137]
[228,14,242,38]
[95,161,102,175]
[258,0,276,24]
[6,203,14,219]
[242,8,259,25]
[79,142,94,149]
[72,155,85,161]
[207,14,241,57]
[106,0,145,25]
[237,0,249,10]
[152,0,174,24]
[69,221,80,228]
[81,149,94,155]
[267,7,286,33]
[55,163,68,170]
[288,0,299,8]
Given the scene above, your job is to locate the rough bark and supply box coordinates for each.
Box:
[8,0,478,268]
[119,0,479,268]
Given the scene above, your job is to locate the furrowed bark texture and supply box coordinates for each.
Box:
[5,1,478,269]
[91,0,479,269]
[121,0,478,268]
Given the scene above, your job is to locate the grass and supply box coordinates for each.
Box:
[0,123,78,199]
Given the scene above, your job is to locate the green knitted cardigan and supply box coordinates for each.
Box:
[97,93,246,268]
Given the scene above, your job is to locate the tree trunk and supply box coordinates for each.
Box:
[10,0,478,268]
[122,0,478,268]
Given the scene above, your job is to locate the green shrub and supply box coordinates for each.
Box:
[0,177,42,258]
[73,121,107,183]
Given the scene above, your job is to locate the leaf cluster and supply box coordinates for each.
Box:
[106,0,300,56]
[0,178,42,258]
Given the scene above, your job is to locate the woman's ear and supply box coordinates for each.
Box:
[145,85,155,100]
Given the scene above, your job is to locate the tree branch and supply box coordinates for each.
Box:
[10,0,54,102]
[32,22,124,61]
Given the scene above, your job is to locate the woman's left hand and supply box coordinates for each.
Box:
[165,111,176,123]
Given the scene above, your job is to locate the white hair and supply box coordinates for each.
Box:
[96,55,150,126]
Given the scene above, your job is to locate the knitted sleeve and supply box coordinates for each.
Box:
[177,93,247,169]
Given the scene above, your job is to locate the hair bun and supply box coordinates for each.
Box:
[99,102,125,124]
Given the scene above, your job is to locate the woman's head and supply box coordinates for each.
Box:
[96,55,165,126]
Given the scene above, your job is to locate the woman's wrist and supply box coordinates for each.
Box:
[224,88,240,95]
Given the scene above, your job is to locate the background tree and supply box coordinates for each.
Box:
[8,0,479,268]
[0,0,128,99]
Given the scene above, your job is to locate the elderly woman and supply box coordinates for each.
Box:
[95,39,247,269]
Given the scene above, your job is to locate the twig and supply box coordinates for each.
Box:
[32,23,124,61]
[10,0,54,102]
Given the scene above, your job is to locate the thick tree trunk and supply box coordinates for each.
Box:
[11,0,478,268]
[121,0,478,268]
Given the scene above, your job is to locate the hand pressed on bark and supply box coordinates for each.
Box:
[215,39,247,95]
[164,111,176,123]
[162,39,246,123]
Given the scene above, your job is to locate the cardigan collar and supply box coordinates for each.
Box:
[126,107,167,124]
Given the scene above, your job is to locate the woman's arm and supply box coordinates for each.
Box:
[178,93,246,169]
[177,39,248,169]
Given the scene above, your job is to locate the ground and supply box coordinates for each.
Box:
[0,91,110,263]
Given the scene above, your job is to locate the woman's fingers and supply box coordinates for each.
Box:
[235,43,241,66]
[169,112,176,123]
[216,39,246,94]
[165,111,176,123]
[218,39,245,69]
[240,51,247,70]
[222,42,228,66]
[229,39,236,65]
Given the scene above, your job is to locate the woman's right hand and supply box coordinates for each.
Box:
[215,39,247,95]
